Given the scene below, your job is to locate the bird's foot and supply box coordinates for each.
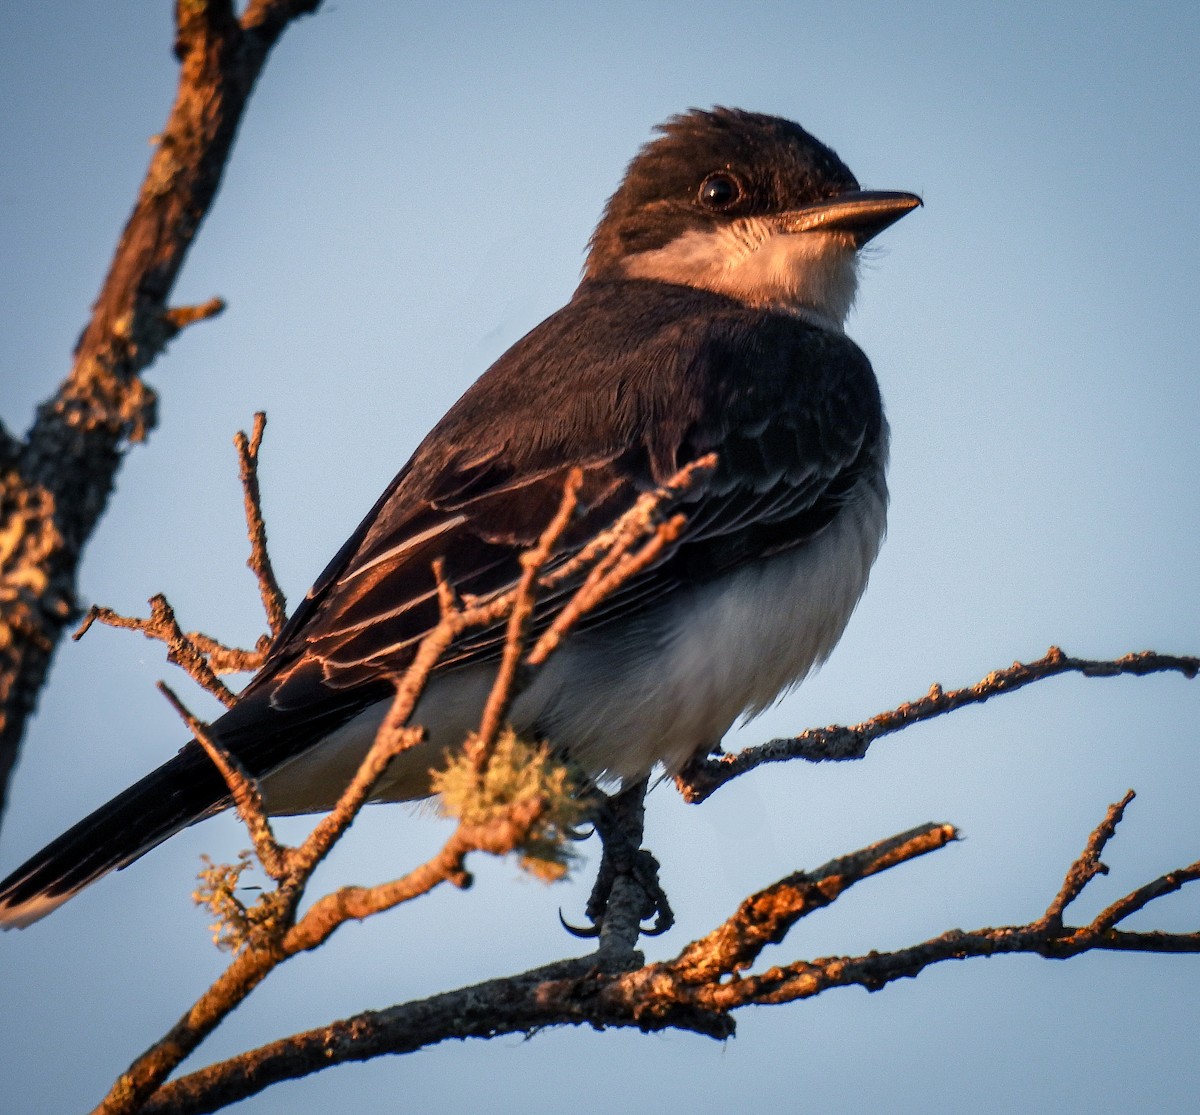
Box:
[560,778,674,947]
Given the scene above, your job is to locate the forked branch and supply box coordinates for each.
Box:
[72,413,294,702]
[140,793,1200,1115]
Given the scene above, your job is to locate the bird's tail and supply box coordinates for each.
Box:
[0,745,227,929]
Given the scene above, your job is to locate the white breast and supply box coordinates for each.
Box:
[519,474,888,781]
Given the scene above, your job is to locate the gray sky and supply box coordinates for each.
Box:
[1,3,1198,1111]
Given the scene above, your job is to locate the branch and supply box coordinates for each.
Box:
[74,595,243,707]
[678,647,1200,802]
[474,469,582,762]
[161,297,227,340]
[0,0,323,827]
[138,794,1200,1114]
[158,682,288,881]
[71,412,301,697]
[233,413,287,641]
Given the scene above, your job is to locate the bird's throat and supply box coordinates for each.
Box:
[620,223,859,329]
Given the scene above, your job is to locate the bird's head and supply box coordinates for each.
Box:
[584,107,921,330]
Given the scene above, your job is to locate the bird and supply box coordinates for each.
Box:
[0,107,920,928]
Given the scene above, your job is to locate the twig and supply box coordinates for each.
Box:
[529,513,685,667]
[537,452,716,591]
[157,682,289,881]
[474,469,583,764]
[74,595,240,707]
[1093,857,1200,931]
[678,647,1200,802]
[234,413,287,640]
[283,795,550,953]
[1040,789,1133,929]
[162,297,226,339]
[672,822,959,983]
[71,410,297,700]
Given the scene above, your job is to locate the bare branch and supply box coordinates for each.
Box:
[157,683,289,881]
[537,452,717,592]
[672,822,958,981]
[142,789,1200,1115]
[95,453,723,1109]
[284,794,551,953]
[1093,858,1200,931]
[74,595,241,706]
[1040,789,1134,929]
[234,413,288,640]
[474,468,582,762]
[0,0,323,828]
[678,647,1200,802]
[71,412,299,696]
[138,954,638,1115]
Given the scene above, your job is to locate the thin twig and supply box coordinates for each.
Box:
[157,682,289,880]
[529,512,685,666]
[74,596,239,707]
[1041,789,1134,929]
[678,647,1200,802]
[538,453,717,591]
[283,796,550,953]
[234,413,288,639]
[474,468,583,763]
[1093,858,1200,931]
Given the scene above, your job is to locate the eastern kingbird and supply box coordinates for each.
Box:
[0,108,920,927]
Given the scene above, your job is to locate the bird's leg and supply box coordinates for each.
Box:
[562,777,674,949]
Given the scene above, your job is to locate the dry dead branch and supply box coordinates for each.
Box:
[0,0,323,820]
[678,647,1200,802]
[137,792,1200,1115]
[84,412,1199,1113]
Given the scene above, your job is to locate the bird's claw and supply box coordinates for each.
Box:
[558,908,602,938]
[557,778,675,943]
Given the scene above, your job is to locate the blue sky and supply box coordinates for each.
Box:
[1,3,1198,1111]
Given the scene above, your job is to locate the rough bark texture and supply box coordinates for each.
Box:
[0,0,321,822]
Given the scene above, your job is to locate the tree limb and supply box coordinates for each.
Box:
[0,0,323,826]
[137,794,1200,1114]
[678,647,1200,802]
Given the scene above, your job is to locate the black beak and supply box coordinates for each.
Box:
[779,190,922,246]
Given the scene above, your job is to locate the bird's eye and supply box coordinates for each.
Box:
[697,172,743,210]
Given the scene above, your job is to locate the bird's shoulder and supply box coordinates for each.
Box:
[404,278,879,494]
